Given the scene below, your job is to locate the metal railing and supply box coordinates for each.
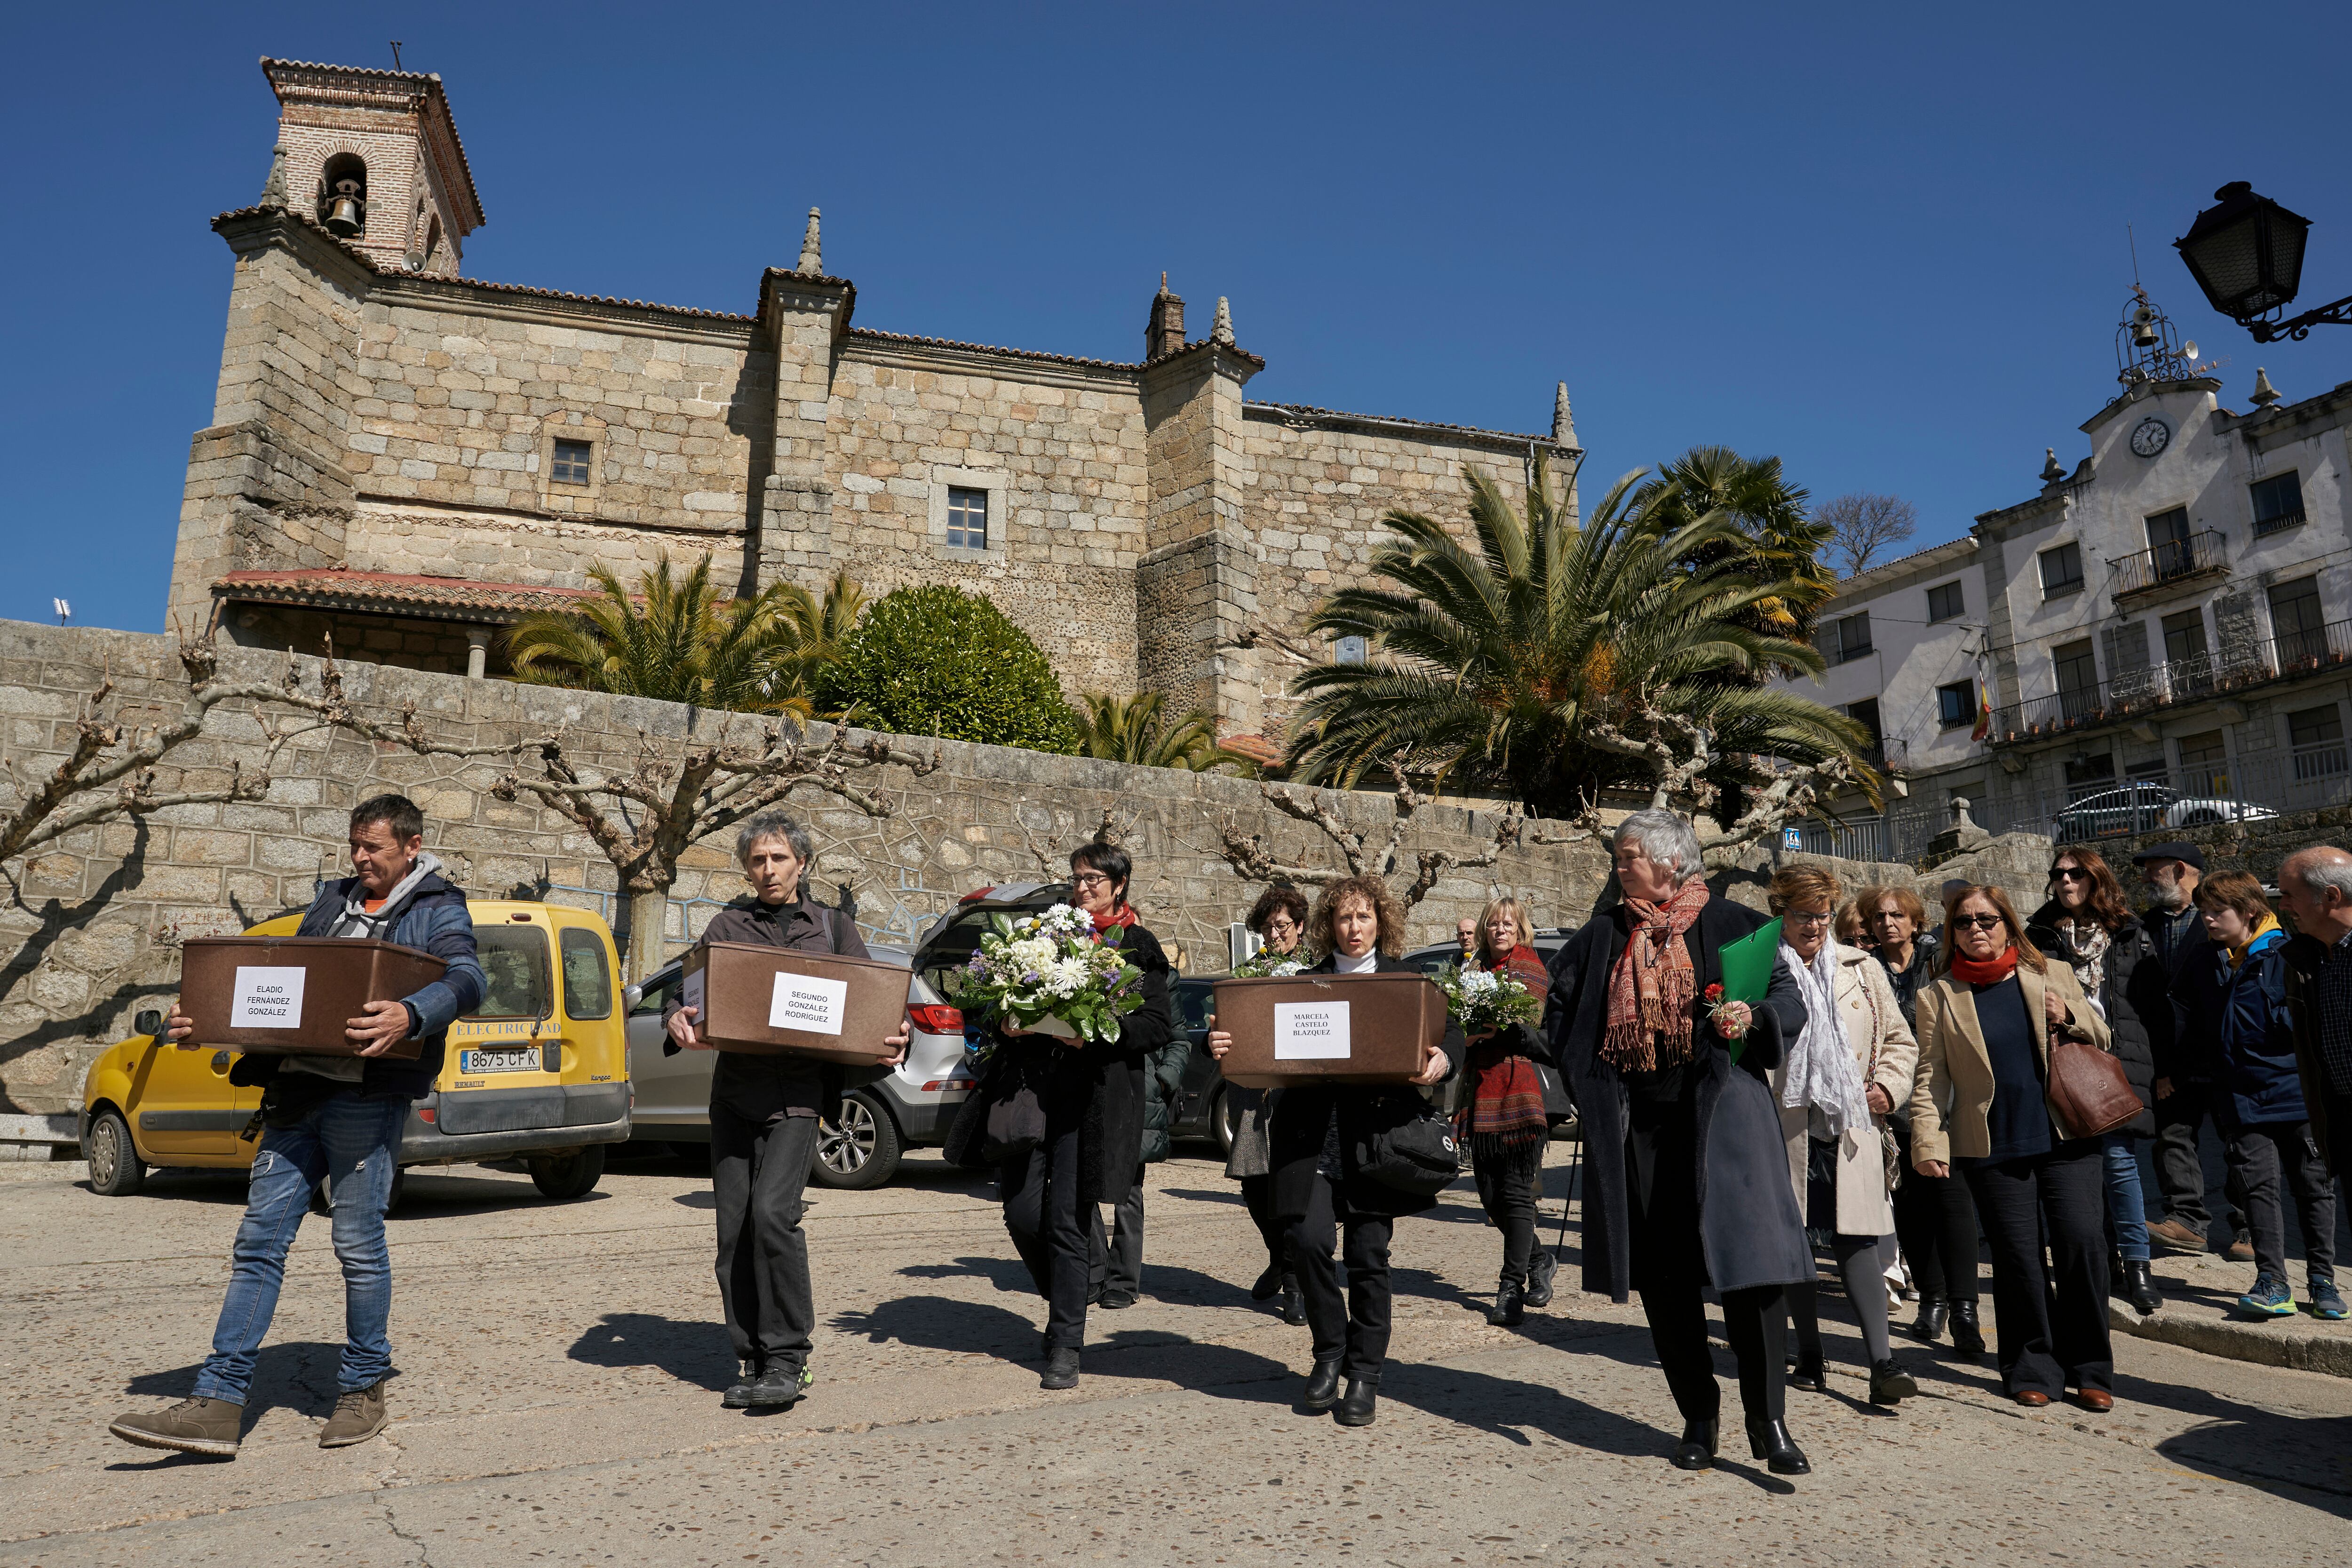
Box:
[1969,752,2352,847]
[1986,617,2352,743]
[2254,507,2308,538]
[2111,529,2228,597]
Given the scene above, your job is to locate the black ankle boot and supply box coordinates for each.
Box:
[1524,1249,1557,1309]
[1868,1357,1918,1406]
[1746,1417,1811,1475]
[1788,1349,1827,1392]
[1948,1299,1985,1358]
[1912,1293,1948,1344]
[1251,1265,1283,1301]
[1335,1379,1378,1426]
[1300,1357,1343,1411]
[1039,1348,1080,1391]
[1279,1275,1307,1326]
[1671,1417,1719,1471]
[2122,1260,2161,1315]
[1486,1279,1526,1327]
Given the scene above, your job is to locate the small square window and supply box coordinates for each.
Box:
[2252,470,2305,535]
[1937,680,1974,729]
[1830,613,1872,663]
[2039,541,2083,598]
[1926,580,1964,623]
[946,486,988,549]
[1335,635,1368,665]
[551,438,593,486]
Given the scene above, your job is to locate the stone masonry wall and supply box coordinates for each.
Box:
[0,621,1628,1116]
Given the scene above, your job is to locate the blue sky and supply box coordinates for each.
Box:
[6,1,2349,632]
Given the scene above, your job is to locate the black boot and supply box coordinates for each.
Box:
[1671,1417,1719,1471]
[2122,1260,2161,1315]
[1524,1249,1557,1309]
[1948,1298,1986,1358]
[745,1364,810,1409]
[1746,1417,1811,1475]
[1911,1293,1948,1344]
[1868,1358,1918,1407]
[1335,1379,1378,1426]
[722,1359,763,1410]
[1486,1278,1526,1327]
[1788,1348,1827,1392]
[1250,1265,1284,1301]
[1279,1275,1307,1326]
[1040,1348,1080,1391]
[1300,1357,1343,1412]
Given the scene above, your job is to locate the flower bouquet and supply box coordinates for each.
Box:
[946,903,1146,1046]
[1230,947,1308,979]
[1431,962,1542,1035]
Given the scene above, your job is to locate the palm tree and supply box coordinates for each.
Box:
[1636,446,1838,645]
[503,555,862,717]
[1072,691,1255,772]
[1281,461,1871,820]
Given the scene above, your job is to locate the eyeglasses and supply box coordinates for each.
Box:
[1783,909,1835,928]
[2050,867,2091,882]
[1070,873,1114,891]
[1952,914,2007,931]
[1263,916,1298,934]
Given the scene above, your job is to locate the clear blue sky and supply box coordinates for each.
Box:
[6,1,2349,632]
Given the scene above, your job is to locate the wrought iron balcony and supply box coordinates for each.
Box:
[2110,530,2229,599]
[1985,617,2352,743]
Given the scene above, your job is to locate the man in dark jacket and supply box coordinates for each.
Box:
[667,811,908,1412]
[111,794,485,1459]
[2275,846,2352,1186]
[2133,842,2249,1258]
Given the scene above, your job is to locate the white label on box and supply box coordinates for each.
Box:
[770,972,849,1036]
[1274,1000,1351,1060]
[682,964,706,1019]
[231,966,306,1029]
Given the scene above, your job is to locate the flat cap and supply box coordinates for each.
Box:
[2129,841,2205,871]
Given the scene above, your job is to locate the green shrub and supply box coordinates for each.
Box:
[823,585,1081,754]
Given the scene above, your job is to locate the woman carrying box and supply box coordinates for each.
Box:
[665,811,909,1414]
[1206,874,1464,1427]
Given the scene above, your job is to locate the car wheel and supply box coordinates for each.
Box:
[2179,809,2220,827]
[84,1109,144,1197]
[810,1091,900,1190]
[529,1144,606,1200]
[1212,1086,1237,1159]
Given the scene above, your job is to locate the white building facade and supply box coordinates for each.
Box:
[1779,299,2352,860]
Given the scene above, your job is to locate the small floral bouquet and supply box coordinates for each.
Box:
[1701,982,1750,1039]
[1231,947,1308,979]
[1432,962,1542,1034]
[946,903,1145,1047]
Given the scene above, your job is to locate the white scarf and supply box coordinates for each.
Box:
[1780,941,1873,1137]
[1334,948,1379,974]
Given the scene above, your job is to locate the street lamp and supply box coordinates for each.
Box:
[2175,182,2352,342]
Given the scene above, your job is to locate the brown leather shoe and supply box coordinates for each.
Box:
[319,1381,388,1448]
[2146,1218,2207,1253]
[2013,1390,2052,1408]
[2225,1237,2257,1264]
[109,1396,242,1458]
[2071,1388,2114,1413]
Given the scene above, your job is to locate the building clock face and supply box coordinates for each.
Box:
[2130,416,2171,458]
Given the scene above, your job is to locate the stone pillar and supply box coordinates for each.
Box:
[464,626,491,679]
[1138,331,1262,734]
[751,267,851,592]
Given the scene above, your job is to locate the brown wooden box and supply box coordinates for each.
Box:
[178,936,448,1059]
[680,941,907,1065]
[1211,971,1446,1088]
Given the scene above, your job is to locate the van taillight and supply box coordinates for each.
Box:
[908,1004,963,1035]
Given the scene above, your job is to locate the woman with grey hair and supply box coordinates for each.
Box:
[665,810,909,1414]
[1540,809,1816,1473]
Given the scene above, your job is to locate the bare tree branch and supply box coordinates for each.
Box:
[1818,492,1919,579]
[1216,757,1524,907]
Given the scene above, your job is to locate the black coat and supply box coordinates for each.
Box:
[2140,902,2215,1082]
[1267,954,1468,1222]
[2028,901,2159,1138]
[1543,894,1812,1304]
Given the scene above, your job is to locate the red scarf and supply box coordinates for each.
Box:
[1602,878,1711,1072]
[1460,945,1553,1152]
[1948,945,2020,986]
[1090,903,1137,935]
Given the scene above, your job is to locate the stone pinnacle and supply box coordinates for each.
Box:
[797,208,822,275]
[1551,382,1575,445]
[2251,366,2281,408]
[261,142,288,208]
[2042,447,2066,484]
[1212,297,1234,345]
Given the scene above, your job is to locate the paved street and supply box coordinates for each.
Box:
[2,1144,2346,1567]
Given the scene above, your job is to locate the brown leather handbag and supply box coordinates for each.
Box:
[2047,1036,2143,1138]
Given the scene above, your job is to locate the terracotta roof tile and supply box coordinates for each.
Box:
[1246,400,1565,448]
[216,568,601,621]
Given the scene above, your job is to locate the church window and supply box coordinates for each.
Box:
[946,486,988,549]
[551,439,593,486]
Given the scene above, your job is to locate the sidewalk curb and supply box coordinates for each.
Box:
[2110,1298,2352,1378]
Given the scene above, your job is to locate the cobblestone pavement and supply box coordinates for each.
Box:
[1,1145,2345,1566]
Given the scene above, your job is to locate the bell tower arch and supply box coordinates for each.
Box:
[260,57,484,274]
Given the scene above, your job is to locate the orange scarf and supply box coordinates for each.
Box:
[1601,879,1710,1072]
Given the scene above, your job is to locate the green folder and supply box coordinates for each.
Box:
[1714,917,1783,1065]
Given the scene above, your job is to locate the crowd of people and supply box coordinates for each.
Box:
[102,794,2352,1481]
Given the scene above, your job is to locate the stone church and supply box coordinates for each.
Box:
[173,57,1579,755]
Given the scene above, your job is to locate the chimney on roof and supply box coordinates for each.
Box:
[1146,273,1186,361]
[1211,296,1234,346]
[1551,382,1576,446]
[797,208,823,276]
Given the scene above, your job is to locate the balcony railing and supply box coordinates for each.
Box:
[1986,617,2352,743]
[2254,507,2308,538]
[1965,752,2352,850]
[2110,530,2228,598]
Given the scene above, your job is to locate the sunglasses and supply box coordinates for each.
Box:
[1952,914,2007,931]
[2050,867,2091,882]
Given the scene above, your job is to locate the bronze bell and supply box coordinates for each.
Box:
[324,179,365,236]
[2131,305,2160,350]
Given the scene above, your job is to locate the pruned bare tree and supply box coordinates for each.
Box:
[1576,704,1866,866]
[1818,492,1919,578]
[1216,756,1524,907]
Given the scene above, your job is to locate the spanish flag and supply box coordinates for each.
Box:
[1969,674,1994,742]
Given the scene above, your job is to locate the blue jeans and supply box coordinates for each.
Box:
[191,1091,407,1404]
[2103,1133,2150,1264]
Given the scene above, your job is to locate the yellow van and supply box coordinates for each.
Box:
[79,900,631,1207]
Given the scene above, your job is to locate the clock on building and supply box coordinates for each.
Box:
[2130,416,2171,458]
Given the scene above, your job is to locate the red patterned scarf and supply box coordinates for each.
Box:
[1601,878,1711,1073]
[1461,945,1553,1152]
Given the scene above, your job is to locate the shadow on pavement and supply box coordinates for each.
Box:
[830,1293,1040,1365]
[898,1254,1034,1293]
[567,1312,735,1391]
[673,1190,717,1210]
[120,1341,346,1434]
[2154,1410,2352,1512]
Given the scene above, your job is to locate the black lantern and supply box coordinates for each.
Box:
[2176,182,2309,320]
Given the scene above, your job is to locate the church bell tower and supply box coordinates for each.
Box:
[258,57,485,274]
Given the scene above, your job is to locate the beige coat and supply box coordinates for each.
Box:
[1772,943,1918,1236]
[1909,958,2111,1165]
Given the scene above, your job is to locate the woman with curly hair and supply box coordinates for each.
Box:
[1208,875,1464,1427]
[1225,884,1311,1324]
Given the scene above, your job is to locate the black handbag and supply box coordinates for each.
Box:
[943,1042,1050,1168]
[1355,1098,1462,1198]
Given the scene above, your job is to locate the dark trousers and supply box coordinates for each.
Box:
[1240,1173,1287,1276]
[1626,1095,1786,1426]
[1470,1139,1545,1288]
[710,1103,821,1373]
[1287,1175,1393,1382]
[2326,1089,2352,1199]
[1892,1118,1981,1302]
[1105,1164,1146,1295]
[1964,1138,2113,1397]
[2225,1122,2339,1285]
[999,1119,1103,1352]
[2154,1081,2247,1241]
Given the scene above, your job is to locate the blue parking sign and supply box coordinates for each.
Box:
[1782,826,1804,851]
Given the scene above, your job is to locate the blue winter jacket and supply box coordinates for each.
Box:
[2171,927,2307,1128]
